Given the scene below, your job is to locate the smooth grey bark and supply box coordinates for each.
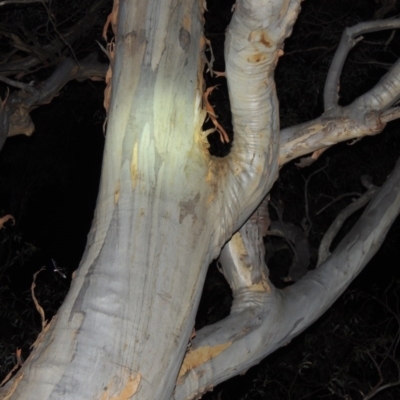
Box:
[0,0,300,398]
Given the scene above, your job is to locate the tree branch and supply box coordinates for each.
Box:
[0,55,107,148]
[175,156,400,399]
[0,0,109,76]
[317,183,378,266]
[324,19,400,111]
[214,0,302,238]
[280,22,400,167]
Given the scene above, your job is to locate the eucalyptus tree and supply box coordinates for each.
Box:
[1,0,400,399]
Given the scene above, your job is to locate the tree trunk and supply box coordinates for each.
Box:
[0,0,295,398]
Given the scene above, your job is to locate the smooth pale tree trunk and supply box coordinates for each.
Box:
[0,1,299,399]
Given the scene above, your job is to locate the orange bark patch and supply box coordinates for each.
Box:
[178,342,232,379]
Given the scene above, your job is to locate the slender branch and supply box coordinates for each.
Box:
[0,75,37,94]
[1,55,107,142]
[280,21,400,167]
[324,19,400,111]
[317,184,378,266]
[363,356,400,400]
[316,192,361,216]
[304,160,329,232]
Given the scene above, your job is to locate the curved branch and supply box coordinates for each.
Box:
[324,19,400,111]
[211,0,302,241]
[175,156,400,400]
[317,184,378,266]
[279,57,400,165]
[281,23,400,167]
[279,109,385,165]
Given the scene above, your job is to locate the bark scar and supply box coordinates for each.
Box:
[179,28,191,53]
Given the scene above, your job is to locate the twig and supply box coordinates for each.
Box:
[0,75,38,94]
[317,184,378,266]
[316,192,361,216]
[304,159,329,233]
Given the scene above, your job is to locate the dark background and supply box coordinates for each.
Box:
[1,0,400,398]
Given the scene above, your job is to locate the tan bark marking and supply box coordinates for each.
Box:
[231,232,248,262]
[114,181,120,204]
[183,14,191,31]
[248,30,272,48]
[247,53,267,63]
[204,157,230,205]
[179,15,192,53]
[178,342,232,379]
[100,372,141,400]
[179,28,191,53]
[279,0,290,19]
[130,142,139,188]
[249,279,272,293]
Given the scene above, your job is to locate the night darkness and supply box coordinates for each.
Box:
[1,0,400,399]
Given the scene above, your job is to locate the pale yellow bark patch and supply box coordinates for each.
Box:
[249,278,272,293]
[232,232,246,256]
